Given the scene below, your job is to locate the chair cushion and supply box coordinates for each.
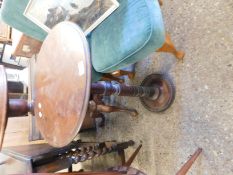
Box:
[90,0,165,73]
[86,36,103,82]
[0,0,47,41]
[0,1,102,82]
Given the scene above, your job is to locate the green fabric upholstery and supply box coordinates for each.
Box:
[0,0,47,41]
[90,0,165,73]
[87,36,104,83]
[0,0,165,81]
[0,0,102,82]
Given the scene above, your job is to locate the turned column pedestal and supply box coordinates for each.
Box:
[0,22,175,148]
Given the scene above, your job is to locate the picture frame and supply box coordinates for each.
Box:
[24,0,119,35]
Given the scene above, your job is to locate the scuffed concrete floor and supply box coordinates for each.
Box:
[79,0,233,174]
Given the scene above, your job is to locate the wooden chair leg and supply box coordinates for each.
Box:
[89,100,138,117]
[111,70,135,80]
[118,149,126,165]
[68,165,73,172]
[176,148,202,175]
[92,111,105,127]
[101,74,124,83]
[157,33,185,60]
[96,104,138,117]
[124,144,142,167]
[158,0,163,6]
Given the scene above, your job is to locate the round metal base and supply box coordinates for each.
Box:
[140,73,175,112]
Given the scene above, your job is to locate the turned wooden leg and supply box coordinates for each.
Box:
[111,70,135,80]
[157,33,185,60]
[92,111,105,127]
[91,73,175,113]
[124,144,142,167]
[176,148,202,175]
[97,104,138,117]
[89,100,138,117]
[158,0,163,6]
[118,149,126,165]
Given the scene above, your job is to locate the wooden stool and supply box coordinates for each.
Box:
[1,140,134,174]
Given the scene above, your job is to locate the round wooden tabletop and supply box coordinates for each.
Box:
[0,65,7,150]
[35,22,91,147]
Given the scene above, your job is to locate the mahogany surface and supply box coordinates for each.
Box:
[0,65,7,149]
[34,22,91,147]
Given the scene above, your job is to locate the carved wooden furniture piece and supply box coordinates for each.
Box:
[0,22,175,149]
[35,22,175,147]
[7,143,144,174]
[1,140,134,174]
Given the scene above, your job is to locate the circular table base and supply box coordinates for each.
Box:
[140,73,175,112]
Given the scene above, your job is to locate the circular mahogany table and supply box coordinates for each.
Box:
[0,22,175,148]
[34,22,91,147]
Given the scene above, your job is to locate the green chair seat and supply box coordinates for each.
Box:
[0,0,47,41]
[90,0,165,73]
[0,0,103,83]
[0,0,165,80]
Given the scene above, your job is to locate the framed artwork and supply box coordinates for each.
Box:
[24,0,119,35]
[0,18,12,43]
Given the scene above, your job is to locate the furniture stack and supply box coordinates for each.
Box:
[0,0,188,174]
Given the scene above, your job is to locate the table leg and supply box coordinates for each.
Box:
[7,99,33,117]
[91,74,175,112]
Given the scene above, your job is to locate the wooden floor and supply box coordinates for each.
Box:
[3,117,45,147]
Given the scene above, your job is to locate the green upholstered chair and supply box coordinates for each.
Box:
[0,0,184,81]
[90,0,166,73]
[90,0,184,73]
[0,0,46,42]
[0,0,103,83]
